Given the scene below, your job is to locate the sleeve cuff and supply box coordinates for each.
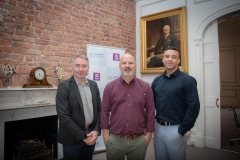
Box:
[178,125,187,136]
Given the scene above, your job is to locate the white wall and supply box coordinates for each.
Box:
[135,0,240,82]
[135,0,240,148]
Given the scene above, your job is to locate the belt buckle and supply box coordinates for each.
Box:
[123,135,133,140]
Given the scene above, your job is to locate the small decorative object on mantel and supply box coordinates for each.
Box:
[54,66,64,84]
[22,67,53,88]
[1,60,16,88]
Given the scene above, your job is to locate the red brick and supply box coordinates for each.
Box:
[18,48,26,54]
[0,0,136,88]
[26,49,42,55]
[0,53,8,58]
[14,42,32,49]
[0,39,10,45]
[35,16,42,22]
[15,29,24,35]
[0,46,12,52]
[59,26,65,33]
[48,56,61,62]
[55,52,66,57]
[10,53,24,60]
[36,28,43,33]
[25,55,34,61]
[26,4,34,10]
[43,0,55,5]
[36,6,43,11]
[42,51,55,56]
[32,22,46,29]
[32,44,48,50]
[24,37,35,43]
[41,29,50,35]
[52,36,64,42]
[9,0,16,5]
[27,15,34,21]
[18,12,25,19]
[49,41,60,46]
[35,39,49,45]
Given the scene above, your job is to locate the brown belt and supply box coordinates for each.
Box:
[111,132,143,140]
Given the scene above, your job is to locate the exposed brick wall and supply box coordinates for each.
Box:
[0,0,136,88]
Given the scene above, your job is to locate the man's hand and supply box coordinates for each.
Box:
[83,131,98,146]
[103,134,109,144]
[144,132,153,145]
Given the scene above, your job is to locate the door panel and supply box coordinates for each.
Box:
[220,46,240,107]
[203,20,221,149]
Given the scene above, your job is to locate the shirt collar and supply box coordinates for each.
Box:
[119,76,136,84]
[163,68,180,78]
[74,77,89,86]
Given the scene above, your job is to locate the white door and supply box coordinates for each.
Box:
[203,20,221,149]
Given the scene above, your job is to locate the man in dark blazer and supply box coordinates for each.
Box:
[147,25,178,68]
[56,54,101,160]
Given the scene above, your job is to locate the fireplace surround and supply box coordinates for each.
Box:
[0,88,63,160]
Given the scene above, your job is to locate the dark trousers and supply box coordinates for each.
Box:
[63,141,95,160]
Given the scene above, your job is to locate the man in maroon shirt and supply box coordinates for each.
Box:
[101,53,155,160]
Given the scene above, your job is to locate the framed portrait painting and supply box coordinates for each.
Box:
[140,7,188,74]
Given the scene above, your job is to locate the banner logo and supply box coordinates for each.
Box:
[113,53,120,61]
[93,72,100,81]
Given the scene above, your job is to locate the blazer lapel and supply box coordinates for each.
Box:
[70,76,84,112]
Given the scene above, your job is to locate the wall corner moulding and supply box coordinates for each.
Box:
[194,38,202,46]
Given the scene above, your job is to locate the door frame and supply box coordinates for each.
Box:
[194,3,240,148]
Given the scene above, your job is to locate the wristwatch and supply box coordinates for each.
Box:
[83,133,87,139]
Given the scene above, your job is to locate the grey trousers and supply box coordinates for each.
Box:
[154,122,187,160]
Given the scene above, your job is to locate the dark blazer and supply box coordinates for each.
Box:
[56,76,101,145]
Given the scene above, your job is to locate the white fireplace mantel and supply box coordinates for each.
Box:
[0,88,62,160]
[0,88,57,110]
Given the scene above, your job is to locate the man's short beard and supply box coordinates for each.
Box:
[121,69,135,77]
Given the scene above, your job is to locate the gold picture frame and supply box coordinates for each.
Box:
[140,7,188,74]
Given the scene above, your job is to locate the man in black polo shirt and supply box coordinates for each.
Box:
[151,47,200,160]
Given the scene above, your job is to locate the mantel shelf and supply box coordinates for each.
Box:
[0,88,57,111]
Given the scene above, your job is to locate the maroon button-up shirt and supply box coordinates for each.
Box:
[101,77,155,135]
